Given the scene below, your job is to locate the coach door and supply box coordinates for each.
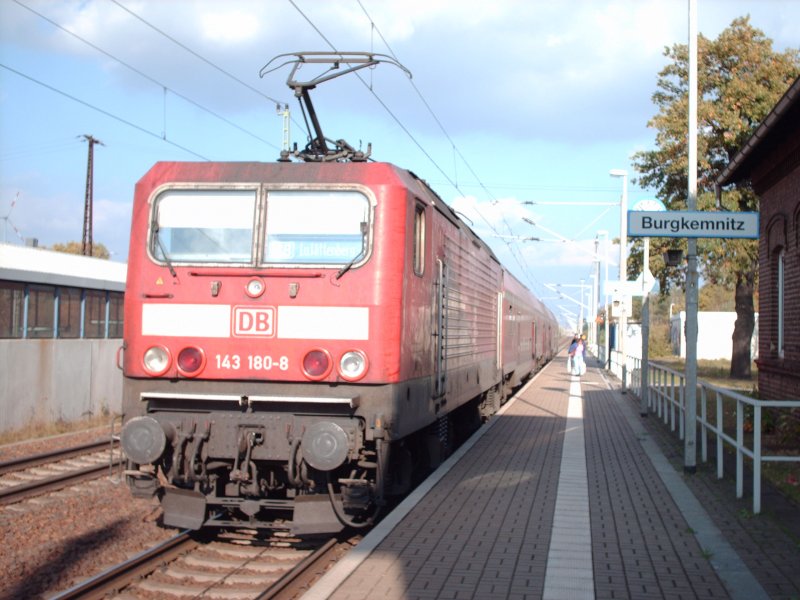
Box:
[434,259,448,398]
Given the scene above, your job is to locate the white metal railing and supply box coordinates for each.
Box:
[607,356,800,514]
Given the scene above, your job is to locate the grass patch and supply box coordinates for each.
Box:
[0,414,117,447]
[650,356,758,394]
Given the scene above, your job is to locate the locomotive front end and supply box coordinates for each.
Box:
[120,163,404,534]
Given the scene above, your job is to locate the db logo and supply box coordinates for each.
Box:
[232,306,275,337]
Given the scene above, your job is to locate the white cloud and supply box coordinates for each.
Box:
[199,10,261,44]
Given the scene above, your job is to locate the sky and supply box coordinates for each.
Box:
[1,0,798,328]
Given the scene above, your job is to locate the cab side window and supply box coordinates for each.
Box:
[414,203,425,276]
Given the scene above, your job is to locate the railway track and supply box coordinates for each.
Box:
[54,529,359,600]
[0,440,121,505]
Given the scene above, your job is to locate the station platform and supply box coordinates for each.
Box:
[303,353,800,600]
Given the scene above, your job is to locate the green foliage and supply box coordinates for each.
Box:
[50,241,110,259]
[632,16,799,293]
[698,283,735,311]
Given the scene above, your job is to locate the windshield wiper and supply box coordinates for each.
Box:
[336,250,364,280]
[153,224,177,279]
[336,221,368,280]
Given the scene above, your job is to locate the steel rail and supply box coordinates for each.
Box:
[51,530,197,600]
[256,536,358,600]
[0,439,114,475]
[0,458,123,505]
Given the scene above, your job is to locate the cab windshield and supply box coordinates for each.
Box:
[152,189,256,263]
[263,190,369,266]
[150,188,371,267]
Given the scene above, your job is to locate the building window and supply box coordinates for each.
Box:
[0,282,124,339]
[777,248,785,359]
[58,287,82,339]
[27,285,55,339]
[108,292,124,338]
[84,290,107,339]
[0,282,25,338]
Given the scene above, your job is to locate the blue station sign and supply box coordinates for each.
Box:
[628,210,759,239]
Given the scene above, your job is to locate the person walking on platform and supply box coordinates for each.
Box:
[567,334,579,373]
[571,335,586,377]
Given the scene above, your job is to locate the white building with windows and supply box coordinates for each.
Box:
[0,243,126,433]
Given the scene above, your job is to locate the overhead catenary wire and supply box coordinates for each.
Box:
[286,1,553,297]
[0,63,211,161]
[350,1,552,299]
[12,0,280,152]
[108,0,282,106]
[106,0,310,142]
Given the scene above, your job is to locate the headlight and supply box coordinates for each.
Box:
[338,350,368,381]
[143,345,171,376]
[177,346,205,377]
[302,349,332,380]
[245,277,266,298]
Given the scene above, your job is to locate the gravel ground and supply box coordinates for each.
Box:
[0,429,177,599]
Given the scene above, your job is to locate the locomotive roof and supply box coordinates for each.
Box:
[139,160,503,267]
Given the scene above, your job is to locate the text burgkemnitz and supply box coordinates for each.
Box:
[628,210,759,239]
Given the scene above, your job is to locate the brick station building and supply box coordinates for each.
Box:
[718,76,800,400]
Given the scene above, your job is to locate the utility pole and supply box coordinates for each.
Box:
[81,134,104,257]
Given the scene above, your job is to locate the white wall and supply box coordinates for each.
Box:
[0,339,122,433]
[670,311,759,360]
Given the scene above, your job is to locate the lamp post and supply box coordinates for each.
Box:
[597,230,610,369]
[610,169,628,389]
[589,273,597,349]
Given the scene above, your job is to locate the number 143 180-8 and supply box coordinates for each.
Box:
[215,354,289,371]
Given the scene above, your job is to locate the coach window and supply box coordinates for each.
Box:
[152,189,256,264]
[0,282,25,338]
[413,203,425,275]
[263,190,370,266]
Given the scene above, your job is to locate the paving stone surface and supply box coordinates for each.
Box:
[309,354,800,600]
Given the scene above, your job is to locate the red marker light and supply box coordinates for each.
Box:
[303,349,332,380]
[177,346,205,376]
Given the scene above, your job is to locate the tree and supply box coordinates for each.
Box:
[633,16,799,378]
[50,241,110,259]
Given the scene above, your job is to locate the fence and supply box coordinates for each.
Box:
[600,348,800,514]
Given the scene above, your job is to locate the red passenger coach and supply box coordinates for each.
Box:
[120,160,558,533]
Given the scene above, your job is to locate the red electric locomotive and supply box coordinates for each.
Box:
[119,53,558,534]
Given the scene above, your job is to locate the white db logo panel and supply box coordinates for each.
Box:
[233,306,275,337]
